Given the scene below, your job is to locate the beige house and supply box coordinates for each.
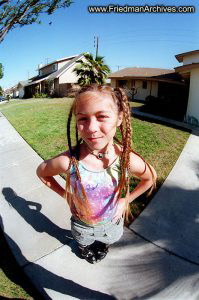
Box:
[109,67,186,102]
[17,81,28,98]
[175,50,199,126]
[23,54,84,98]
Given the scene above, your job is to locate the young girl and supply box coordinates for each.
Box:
[36,84,157,264]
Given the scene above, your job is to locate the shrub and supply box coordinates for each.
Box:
[33,93,48,98]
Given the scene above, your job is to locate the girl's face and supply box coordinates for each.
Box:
[75,91,123,150]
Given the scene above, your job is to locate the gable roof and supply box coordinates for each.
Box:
[109,67,175,78]
[17,80,30,88]
[175,50,199,63]
[25,53,84,87]
[38,55,79,70]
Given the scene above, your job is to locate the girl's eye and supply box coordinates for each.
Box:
[97,115,108,119]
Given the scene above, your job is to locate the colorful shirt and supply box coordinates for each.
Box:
[68,156,121,225]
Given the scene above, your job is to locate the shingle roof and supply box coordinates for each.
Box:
[48,53,83,80]
[38,55,79,70]
[25,53,84,87]
[18,80,29,87]
[109,67,175,78]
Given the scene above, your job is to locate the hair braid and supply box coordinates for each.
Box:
[112,87,133,222]
[67,104,74,157]
[66,100,93,221]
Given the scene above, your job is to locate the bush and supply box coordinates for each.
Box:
[33,93,48,98]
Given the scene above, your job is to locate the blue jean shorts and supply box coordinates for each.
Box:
[71,216,124,246]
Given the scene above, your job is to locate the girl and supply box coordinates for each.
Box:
[36,84,157,264]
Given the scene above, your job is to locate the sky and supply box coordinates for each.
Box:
[0,0,199,89]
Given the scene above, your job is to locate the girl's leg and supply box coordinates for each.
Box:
[92,217,124,261]
[70,217,96,263]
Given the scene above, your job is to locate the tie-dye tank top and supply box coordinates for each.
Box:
[68,156,121,225]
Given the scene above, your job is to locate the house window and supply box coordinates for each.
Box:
[142,80,147,89]
[118,80,127,87]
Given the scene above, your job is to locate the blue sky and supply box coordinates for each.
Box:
[0,0,198,89]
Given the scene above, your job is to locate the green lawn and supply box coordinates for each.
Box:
[0,97,190,298]
[0,98,190,185]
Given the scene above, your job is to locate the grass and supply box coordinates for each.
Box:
[0,98,189,185]
[0,97,190,298]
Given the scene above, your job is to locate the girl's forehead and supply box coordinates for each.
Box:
[75,91,117,113]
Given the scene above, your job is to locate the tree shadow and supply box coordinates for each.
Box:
[109,183,199,299]
[0,216,116,300]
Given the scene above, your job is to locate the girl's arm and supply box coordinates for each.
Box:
[127,151,157,203]
[114,152,157,220]
[36,151,70,199]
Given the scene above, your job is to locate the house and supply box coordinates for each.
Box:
[17,81,29,99]
[175,49,199,126]
[23,53,84,98]
[109,67,187,102]
[4,87,14,98]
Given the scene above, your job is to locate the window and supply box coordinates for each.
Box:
[142,80,147,89]
[118,80,127,87]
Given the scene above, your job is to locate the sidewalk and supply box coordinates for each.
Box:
[1,110,199,299]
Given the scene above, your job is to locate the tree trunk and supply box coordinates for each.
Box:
[0,27,9,43]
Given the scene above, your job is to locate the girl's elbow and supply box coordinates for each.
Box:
[36,163,44,178]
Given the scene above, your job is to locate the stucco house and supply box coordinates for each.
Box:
[175,49,199,126]
[109,67,187,102]
[23,53,84,98]
[17,81,28,98]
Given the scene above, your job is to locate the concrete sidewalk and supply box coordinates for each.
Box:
[1,111,199,300]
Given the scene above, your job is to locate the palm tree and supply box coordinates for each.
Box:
[73,53,111,86]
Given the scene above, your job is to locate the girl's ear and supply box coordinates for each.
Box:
[117,111,123,127]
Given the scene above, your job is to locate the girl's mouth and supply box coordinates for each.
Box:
[88,137,102,141]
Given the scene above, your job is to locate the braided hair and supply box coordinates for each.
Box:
[65,84,156,223]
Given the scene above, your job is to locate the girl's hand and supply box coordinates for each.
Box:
[112,197,127,221]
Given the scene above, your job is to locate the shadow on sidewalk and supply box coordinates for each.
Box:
[2,187,73,246]
[2,184,199,299]
[108,183,199,299]
[0,216,116,300]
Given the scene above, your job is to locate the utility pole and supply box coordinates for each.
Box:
[94,36,99,58]
[45,58,50,65]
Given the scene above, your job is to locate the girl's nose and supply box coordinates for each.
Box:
[87,118,98,133]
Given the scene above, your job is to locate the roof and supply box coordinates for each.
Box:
[175,49,199,63]
[25,53,84,87]
[109,67,175,78]
[39,54,79,70]
[109,67,185,85]
[17,80,30,88]
[175,62,199,73]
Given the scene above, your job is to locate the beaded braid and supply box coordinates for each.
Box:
[112,87,133,222]
[113,87,156,222]
[66,103,93,219]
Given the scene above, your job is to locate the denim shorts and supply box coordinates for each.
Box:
[71,216,124,246]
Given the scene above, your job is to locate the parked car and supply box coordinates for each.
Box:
[0,95,6,102]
